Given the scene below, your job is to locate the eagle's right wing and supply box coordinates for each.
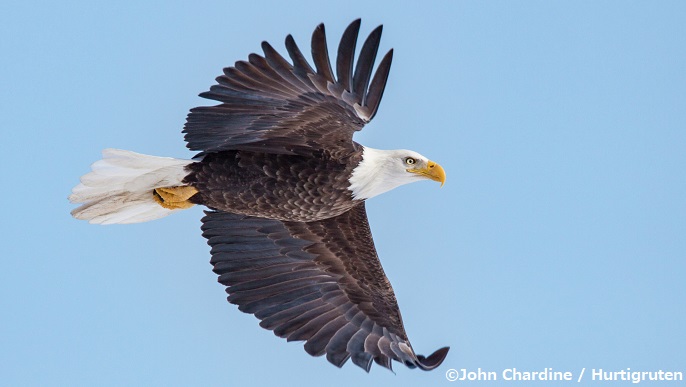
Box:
[201,202,449,371]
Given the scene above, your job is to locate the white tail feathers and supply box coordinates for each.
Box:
[69,149,195,224]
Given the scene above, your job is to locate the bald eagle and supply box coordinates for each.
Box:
[70,19,449,372]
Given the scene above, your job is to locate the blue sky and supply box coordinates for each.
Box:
[2,1,685,386]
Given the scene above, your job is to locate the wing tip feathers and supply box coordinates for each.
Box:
[416,346,450,371]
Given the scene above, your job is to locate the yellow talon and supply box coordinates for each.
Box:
[153,186,198,210]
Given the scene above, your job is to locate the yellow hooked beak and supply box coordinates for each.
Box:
[408,160,446,187]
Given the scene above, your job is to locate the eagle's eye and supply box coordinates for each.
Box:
[405,157,416,165]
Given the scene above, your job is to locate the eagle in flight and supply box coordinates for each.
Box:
[70,19,449,372]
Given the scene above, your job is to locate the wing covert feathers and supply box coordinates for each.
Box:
[201,203,449,371]
[183,19,393,156]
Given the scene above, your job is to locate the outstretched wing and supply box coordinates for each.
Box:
[201,202,449,371]
[184,19,393,157]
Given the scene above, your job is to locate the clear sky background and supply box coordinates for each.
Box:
[2,1,685,386]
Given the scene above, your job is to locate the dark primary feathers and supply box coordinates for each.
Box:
[203,203,448,371]
[183,19,393,157]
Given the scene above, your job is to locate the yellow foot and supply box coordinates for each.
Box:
[153,186,198,210]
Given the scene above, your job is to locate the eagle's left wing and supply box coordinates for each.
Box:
[201,202,449,371]
[183,20,393,157]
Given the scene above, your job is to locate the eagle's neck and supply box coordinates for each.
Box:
[348,146,410,200]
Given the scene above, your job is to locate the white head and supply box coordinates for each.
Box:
[348,147,446,200]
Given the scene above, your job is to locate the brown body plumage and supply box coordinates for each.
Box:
[185,149,363,222]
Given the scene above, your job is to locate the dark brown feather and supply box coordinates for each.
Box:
[336,19,361,93]
[311,23,336,84]
[362,49,393,121]
[353,25,383,105]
